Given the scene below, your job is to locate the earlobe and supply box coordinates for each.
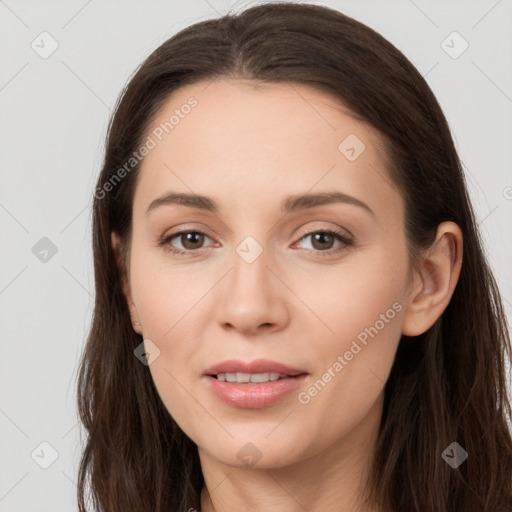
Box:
[111,231,143,335]
[401,222,463,337]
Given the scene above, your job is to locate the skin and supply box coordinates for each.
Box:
[112,79,463,512]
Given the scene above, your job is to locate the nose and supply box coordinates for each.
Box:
[215,243,290,336]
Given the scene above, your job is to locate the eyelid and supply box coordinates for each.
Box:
[160,222,216,242]
[294,222,353,241]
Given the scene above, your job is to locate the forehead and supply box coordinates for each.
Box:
[133,79,402,225]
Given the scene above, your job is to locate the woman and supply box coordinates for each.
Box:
[76,3,512,511]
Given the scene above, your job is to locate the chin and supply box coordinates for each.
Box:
[200,435,304,470]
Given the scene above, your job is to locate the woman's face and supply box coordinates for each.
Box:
[117,78,415,469]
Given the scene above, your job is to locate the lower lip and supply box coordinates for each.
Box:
[203,374,308,409]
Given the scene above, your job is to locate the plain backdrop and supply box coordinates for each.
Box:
[1,1,511,510]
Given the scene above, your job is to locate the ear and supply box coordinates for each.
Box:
[401,221,463,336]
[111,231,143,336]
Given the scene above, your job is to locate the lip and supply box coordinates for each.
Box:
[203,374,308,409]
[203,358,308,377]
[202,358,309,409]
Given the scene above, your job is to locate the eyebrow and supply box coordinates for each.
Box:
[146,191,375,217]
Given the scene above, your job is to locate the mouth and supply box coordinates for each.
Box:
[202,359,309,409]
[211,372,303,383]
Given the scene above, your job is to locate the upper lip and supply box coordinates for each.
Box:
[203,358,308,376]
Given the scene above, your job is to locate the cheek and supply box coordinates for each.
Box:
[129,244,213,339]
[290,238,409,350]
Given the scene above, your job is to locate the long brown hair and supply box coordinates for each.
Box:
[76,3,512,511]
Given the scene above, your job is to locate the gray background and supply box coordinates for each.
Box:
[1,0,511,510]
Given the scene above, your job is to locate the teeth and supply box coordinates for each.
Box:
[216,372,289,383]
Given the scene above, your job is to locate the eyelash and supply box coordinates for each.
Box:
[159,228,353,257]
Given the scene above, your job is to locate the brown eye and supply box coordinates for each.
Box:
[179,231,205,250]
[294,229,353,256]
[310,232,337,250]
[160,230,215,255]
